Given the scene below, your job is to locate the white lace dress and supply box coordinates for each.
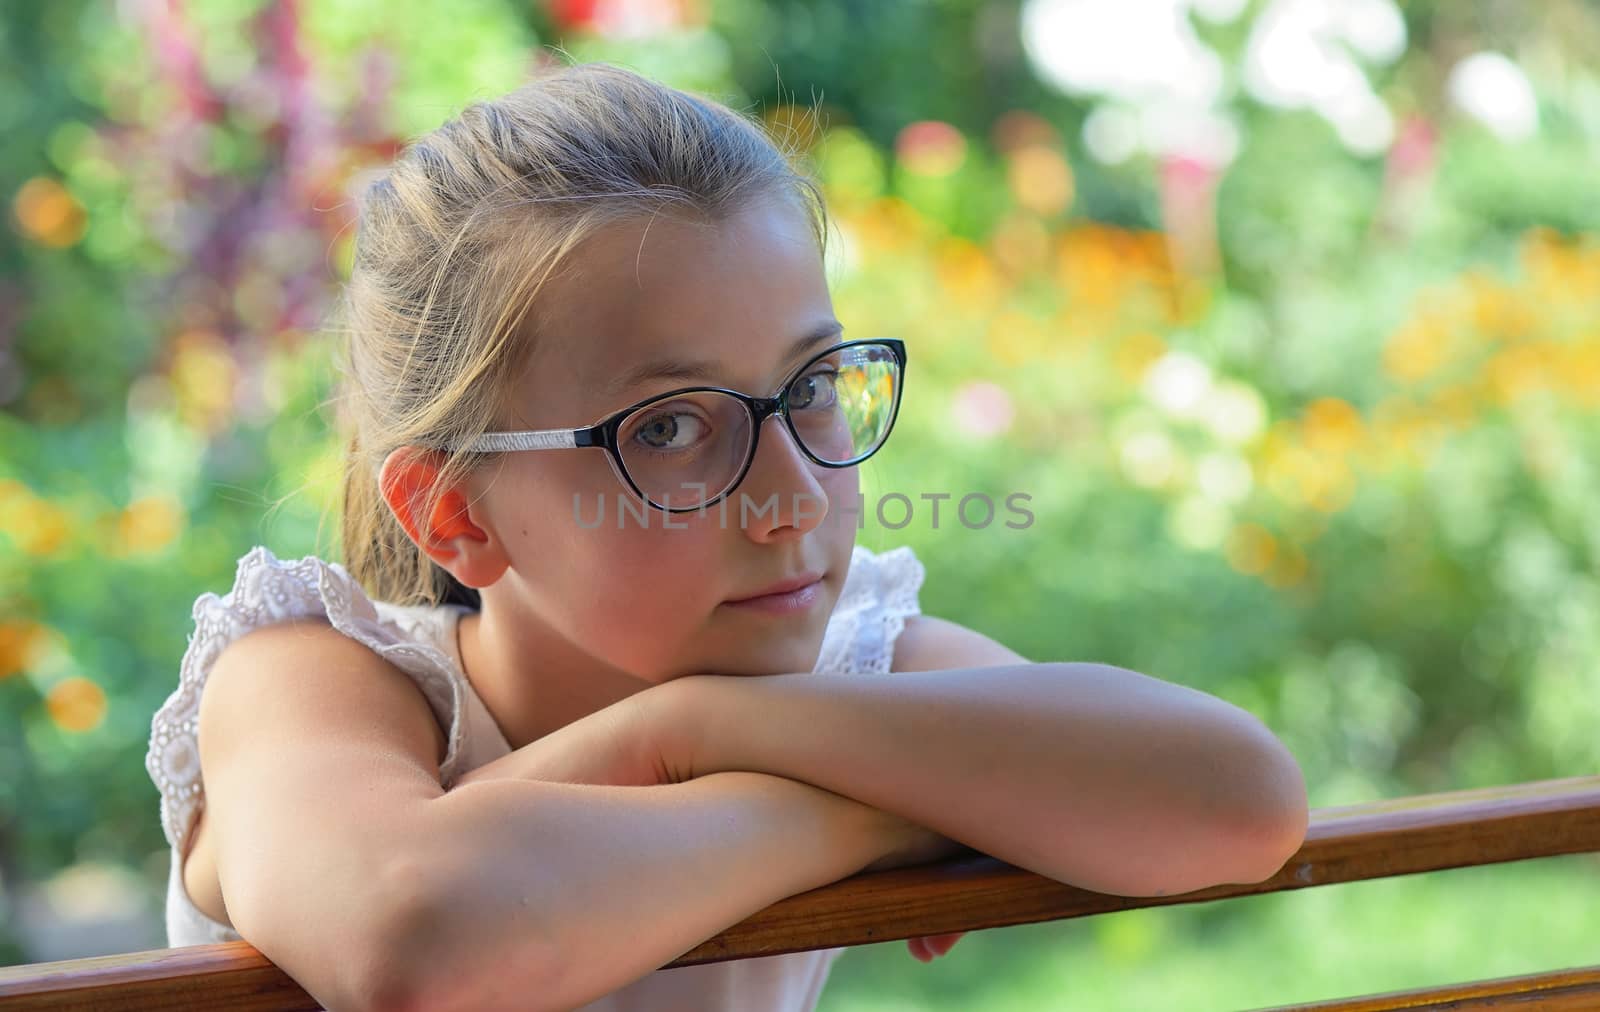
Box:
[145,542,927,1012]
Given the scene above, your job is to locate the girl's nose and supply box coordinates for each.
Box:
[735,415,830,533]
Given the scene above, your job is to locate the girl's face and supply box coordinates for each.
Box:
[469,195,861,683]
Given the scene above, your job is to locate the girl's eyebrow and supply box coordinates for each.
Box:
[606,320,845,396]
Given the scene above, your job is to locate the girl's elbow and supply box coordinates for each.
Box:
[1227,796,1308,884]
[1222,734,1310,883]
[346,858,453,1012]
[351,850,554,1012]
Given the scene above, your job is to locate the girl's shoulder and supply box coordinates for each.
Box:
[817,543,927,675]
[144,546,468,859]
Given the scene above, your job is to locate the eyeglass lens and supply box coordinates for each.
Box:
[616,342,900,509]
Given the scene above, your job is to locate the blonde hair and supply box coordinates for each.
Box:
[332,60,828,606]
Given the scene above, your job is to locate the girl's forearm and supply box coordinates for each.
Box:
[390,771,886,1012]
[676,663,1310,897]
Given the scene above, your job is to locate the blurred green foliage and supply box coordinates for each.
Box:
[1,0,1598,1003]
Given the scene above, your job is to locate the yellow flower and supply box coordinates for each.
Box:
[1367,401,1426,471]
[113,495,185,556]
[169,329,238,434]
[1056,226,1126,311]
[0,620,48,680]
[1382,316,1448,383]
[1,495,70,556]
[1301,397,1365,456]
[1522,228,1600,307]
[1006,144,1074,218]
[1255,415,1360,513]
[1112,331,1168,384]
[843,197,926,257]
[934,236,1001,311]
[1262,540,1311,589]
[12,177,88,248]
[1426,384,1478,431]
[989,212,1052,279]
[1486,342,1551,405]
[1560,339,1600,407]
[1305,457,1357,514]
[1464,272,1535,341]
[47,676,107,734]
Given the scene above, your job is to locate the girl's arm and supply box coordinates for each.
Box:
[393,771,898,1012]
[197,620,914,1012]
[672,656,1309,898]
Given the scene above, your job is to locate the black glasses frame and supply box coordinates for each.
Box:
[448,337,907,513]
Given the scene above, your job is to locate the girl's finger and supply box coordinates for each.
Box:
[907,936,931,962]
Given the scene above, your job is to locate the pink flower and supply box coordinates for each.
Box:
[952,381,1016,439]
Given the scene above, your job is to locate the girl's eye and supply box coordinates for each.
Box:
[789,369,840,411]
[631,410,709,452]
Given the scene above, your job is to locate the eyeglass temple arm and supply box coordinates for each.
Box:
[456,429,583,453]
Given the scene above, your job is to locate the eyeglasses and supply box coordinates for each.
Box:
[446,338,906,513]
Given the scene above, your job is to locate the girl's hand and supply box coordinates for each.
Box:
[453,682,692,790]
[907,932,966,962]
[858,813,974,873]
[857,811,973,962]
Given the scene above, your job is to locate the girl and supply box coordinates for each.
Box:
[145,61,1309,1012]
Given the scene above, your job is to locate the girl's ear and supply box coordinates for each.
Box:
[378,446,509,590]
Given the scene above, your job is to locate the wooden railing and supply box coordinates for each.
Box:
[3,775,1599,1011]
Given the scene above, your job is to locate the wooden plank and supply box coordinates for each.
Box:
[3,775,1599,1010]
[0,943,321,1011]
[1247,963,1600,1010]
[676,773,1600,963]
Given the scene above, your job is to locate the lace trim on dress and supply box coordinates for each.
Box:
[814,545,927,675]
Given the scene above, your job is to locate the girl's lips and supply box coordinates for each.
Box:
[726,571,826,603]
[721,576,824,614]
